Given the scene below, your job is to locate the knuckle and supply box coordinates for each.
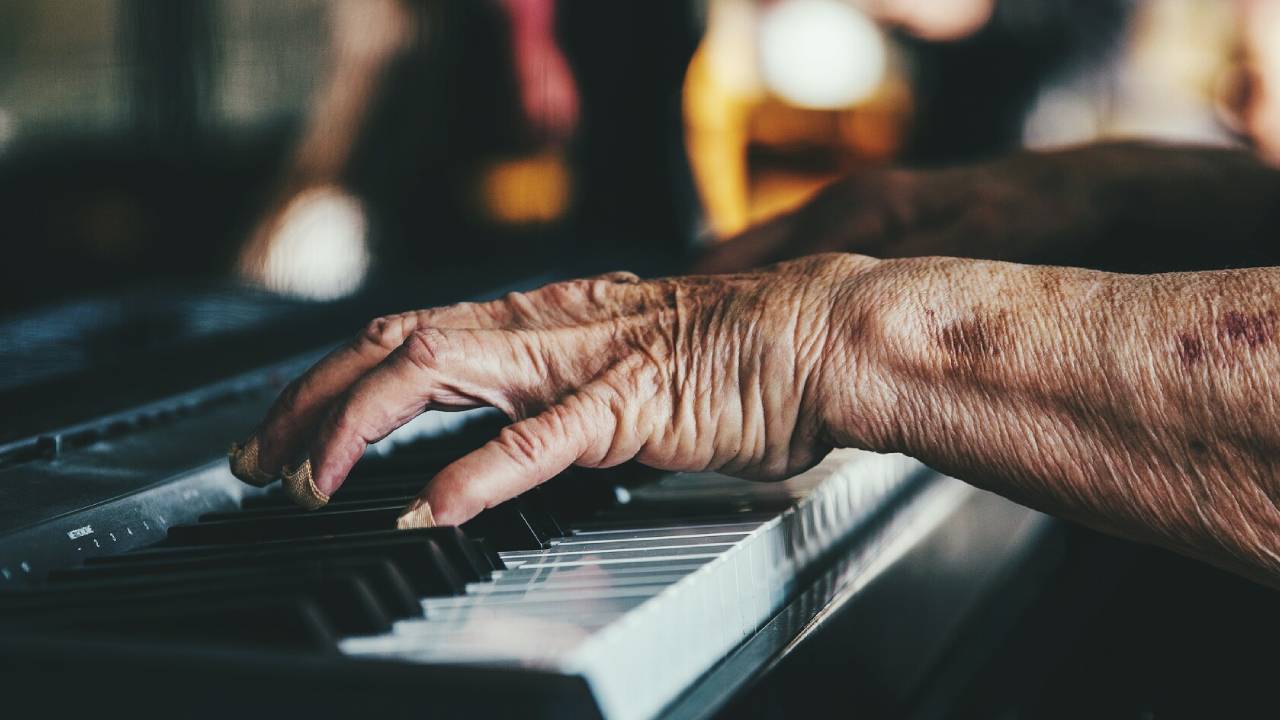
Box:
[358,313,414,353]
[547,399,581,425]
[501,291,540,320]
[496,421,551,467]
[544,280,583,305]
[585,279,618,304]
[461,300,503,324]
[601,270,640,284]
[403,327,452,372]
[502,290,531,308]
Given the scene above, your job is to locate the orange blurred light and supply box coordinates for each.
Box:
[478,151,571,225]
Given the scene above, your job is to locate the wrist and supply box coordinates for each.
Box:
[816,255,937,455]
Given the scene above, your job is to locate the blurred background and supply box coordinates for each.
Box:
[3,0,1279,313]
[4,0,1280,430]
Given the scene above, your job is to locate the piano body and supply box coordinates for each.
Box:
[0,280,1056,719]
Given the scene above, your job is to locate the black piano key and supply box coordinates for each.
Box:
[537,469,624,521]
[7,596,341,652]
[164,507,406,545]
[238,490,295,511]
[66,533,473,592]
[345,455,455,480]
[240,480,421,511]
[186,504,509,576]
[29,558,422,623]
[521,487,569,539]
[571,511,777,532]
[254,574,392,635]
[10,572,390,636]
[462,499,549,551]
[212,490,561,541]
[328,480,424,500]
[96,528,489,585]
[200,498,411,522]
[425,526,504,575]
[470,537,504,573]
[324,557,422,619]
[194,488,521,570]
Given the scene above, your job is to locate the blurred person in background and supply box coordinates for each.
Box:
[696,0,1280,276]
[235,0,582,299]
[6,0,1280,310]
[1233,0,1280,163]
[231,0,1144,299]
[15,0,1276,307]
[235,0,703,300]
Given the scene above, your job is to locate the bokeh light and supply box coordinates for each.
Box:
[259,185,370,301]
[758,0,887,110]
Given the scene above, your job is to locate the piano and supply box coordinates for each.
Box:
[0,282,1056,719]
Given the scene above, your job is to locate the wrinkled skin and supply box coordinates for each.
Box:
[239,254,883,525]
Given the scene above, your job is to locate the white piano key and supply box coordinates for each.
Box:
[569,520,764,537]
[421,584,673,609]
[425,594,649,621]
[500,540,739,560]
[339,448,923,720]
[469,572,691,595]
[510,553,725,569]
[554,528,758,545]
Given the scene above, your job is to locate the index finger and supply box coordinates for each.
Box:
[231,273,647,482]
[401,382,625,527]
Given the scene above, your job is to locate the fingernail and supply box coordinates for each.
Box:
[283,457,330,510]
[396,498,437,529]
[228,436,276,487]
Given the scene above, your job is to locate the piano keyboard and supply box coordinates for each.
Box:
[339,449,919,720]
[0,387,1011,720]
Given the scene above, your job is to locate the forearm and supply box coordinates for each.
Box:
[991,142,1280,271]
[790,142,1280,272]
[830,257,1280,585]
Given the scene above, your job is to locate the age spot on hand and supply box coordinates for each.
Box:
[937,313,1006,366]
[1175,333,1204,368]
[1217,310,1276,349]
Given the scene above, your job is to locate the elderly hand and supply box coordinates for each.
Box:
[230,254,893,527]
[230,241,1280,587]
